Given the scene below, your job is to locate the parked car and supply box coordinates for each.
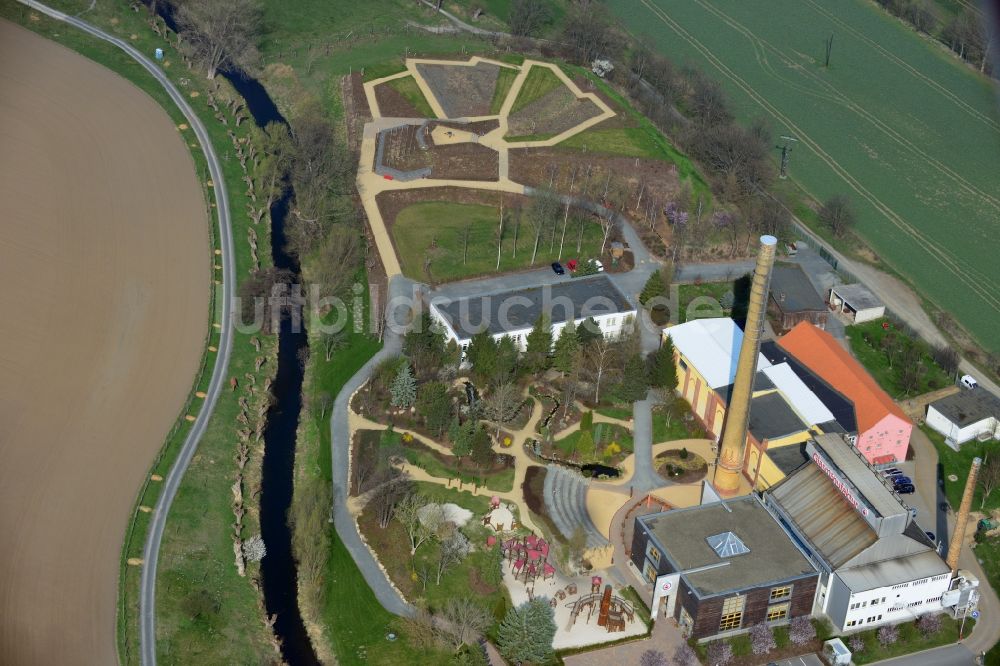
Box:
[925,530,936,543]
[551,262,565,275]
[939,501,951,513]
[892,475,913,486]
[895,483,915,494]
[593,259,605,272]
[881,468,903,477]
[961,374,979,389]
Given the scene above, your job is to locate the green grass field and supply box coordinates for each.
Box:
[845,319,953,399]
[610,0,1000,354]
[391,200,605,282]
[386,75,435,117]
[509,65,563,113]
[490,66,518,114]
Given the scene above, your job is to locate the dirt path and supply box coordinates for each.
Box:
[0,20,209,664]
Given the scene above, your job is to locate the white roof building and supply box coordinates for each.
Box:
[666,318,771,389]
[762,363,835,427]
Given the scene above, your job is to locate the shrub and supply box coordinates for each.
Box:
[789,615,816,645]
[848,635,865,653]
[581,410,594,431]
[679,447,689,459]
[917,613,942,636]
[877,624,899,646]
[750,622,776,655]
[706,641,733,665]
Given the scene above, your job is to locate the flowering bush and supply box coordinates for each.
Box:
[877,624,899,646]
[706,641,733,665]
[789,616,816,645]
[402,432,414,443]
[917,614,942,636]
[750,621,776,655]
[502,436,512,448]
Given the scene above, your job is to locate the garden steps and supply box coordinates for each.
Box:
[543,464,609,550]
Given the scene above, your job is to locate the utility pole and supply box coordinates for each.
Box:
[776,135,798,179]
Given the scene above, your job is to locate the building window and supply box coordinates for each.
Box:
[642,560,657,584]
[907,600,924,608]
[645,541,661,567]
[678,358,688,371]
[769,586,792,602]
[767,603,789,622]
[927,596,942,604]
[870,598,879,607]
[719,596,745,631]
[846,620,857,628]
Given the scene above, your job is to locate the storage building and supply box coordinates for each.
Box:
[926,388,1000,447]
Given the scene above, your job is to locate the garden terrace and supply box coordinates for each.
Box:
[414,60,506,118]
[373,75,435,118]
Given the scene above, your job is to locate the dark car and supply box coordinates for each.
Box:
[940,501,951,512]
[881,468,903,477]
[892,476,913,486]
[925,530,936,543]
[895,484,916,494]
[551,262,565,275]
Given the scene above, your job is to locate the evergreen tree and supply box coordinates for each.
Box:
[451,418,474,459]
[482,542,504,586]
[495,335,520,385]
[466,330,498,384]
[615,352,650,402]
[640,269,666,306]
[403,311,446,378]
[390,364,416,408]
[416,381,452,437]
[524,314,553,374]
[470,425,494,467]
[553,319,580,374]
[650,336,678,392]
[497,599,557,664]
[577,316,603,346]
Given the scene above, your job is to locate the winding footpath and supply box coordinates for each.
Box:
[14,3,237,665]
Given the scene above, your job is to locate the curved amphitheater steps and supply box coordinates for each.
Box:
[542,465,609,549]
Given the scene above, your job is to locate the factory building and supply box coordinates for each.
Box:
[764,435,952,633]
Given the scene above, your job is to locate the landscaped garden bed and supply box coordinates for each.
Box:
[655,448,707,483]
[846,318,955,399]
[652,399,709,443]
[415,61,503,118]
[374,75,435,117]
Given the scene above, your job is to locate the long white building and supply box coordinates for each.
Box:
[764,435,958,634]
[428,274,636,352]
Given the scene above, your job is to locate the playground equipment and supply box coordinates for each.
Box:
[567,584,635,632]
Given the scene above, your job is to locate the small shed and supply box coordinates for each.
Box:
[926,387,1000,447]
[822,638,852,666]
[829,283,884,323]
[767,264,827,332]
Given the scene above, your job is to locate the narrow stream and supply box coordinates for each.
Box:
[152,4,318,663]
[224,71,320,666]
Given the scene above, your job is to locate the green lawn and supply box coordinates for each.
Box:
[490,65,518,114]
[676,278,751,323]
[386,75,436,117]
[652,400,709,443]
[374,429,516,492]
[597,406,634,421]
[609,0,1000,354]
[850,616,964,664]
[555,422,634,459]
[391,200,605,282]
[509,64,564,113]
[924,425,1000,512]
[845,319,952,399]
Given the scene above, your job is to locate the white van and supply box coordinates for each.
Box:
[960,374,979,389]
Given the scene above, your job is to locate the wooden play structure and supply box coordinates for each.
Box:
[567,584,635,633]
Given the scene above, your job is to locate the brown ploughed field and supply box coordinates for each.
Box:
[0,21,209,664]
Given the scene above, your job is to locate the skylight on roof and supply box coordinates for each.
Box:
[706,531,750,557]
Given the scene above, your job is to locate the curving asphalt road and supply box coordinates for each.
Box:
[14,3,237,665]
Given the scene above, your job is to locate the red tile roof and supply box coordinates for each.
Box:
[777,322,910,433]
